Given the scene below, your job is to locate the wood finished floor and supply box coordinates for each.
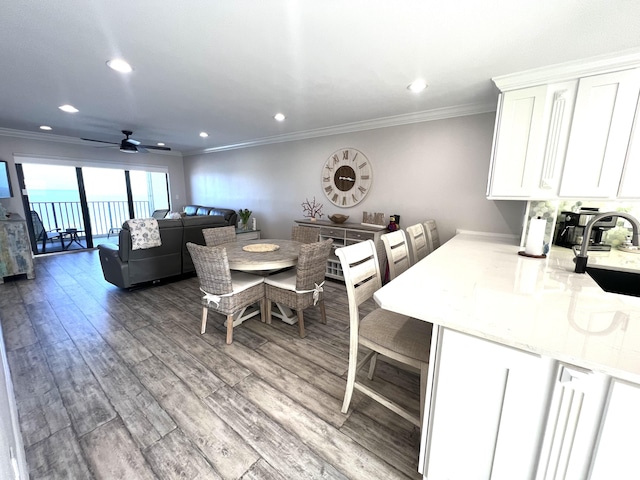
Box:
[0,249,422,480]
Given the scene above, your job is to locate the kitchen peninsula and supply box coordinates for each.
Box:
[374,232,640,479]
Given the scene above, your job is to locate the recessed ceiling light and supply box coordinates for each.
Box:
[274,113,286,122]
[58,104,79,113]
[106,59,133,73]
[407,80,428,93]
[39,125,52,131]
[157,142,165,146]
[199,132,209,138]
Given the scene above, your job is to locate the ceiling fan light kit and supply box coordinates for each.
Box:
[81,130,171,154]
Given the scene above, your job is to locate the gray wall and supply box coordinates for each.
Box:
[184,112,525,242]
[0,134,187,220]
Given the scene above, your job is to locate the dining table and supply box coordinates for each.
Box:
[221,238,302,325]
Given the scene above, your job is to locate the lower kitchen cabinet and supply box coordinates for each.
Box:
[535,365,610,480]
[421,327,640,480]
[589,379,640,479]
[422,328,556,480]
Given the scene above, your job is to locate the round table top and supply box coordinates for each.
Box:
[222,238,301,271]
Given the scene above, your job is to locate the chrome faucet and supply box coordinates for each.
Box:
[574,211,640,273]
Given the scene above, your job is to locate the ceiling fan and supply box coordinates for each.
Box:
[81,130,171,153]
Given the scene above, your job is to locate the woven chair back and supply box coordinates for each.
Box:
[291,225,320,244]
[203,226,237,246]
[186,242,233,294]
[295,238,333,290]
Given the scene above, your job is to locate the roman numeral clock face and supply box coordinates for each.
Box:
[321,148,373,207]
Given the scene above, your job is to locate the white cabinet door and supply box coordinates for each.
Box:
[488,85,548,198]
[560,69,640,198]
[618,99,640,198]
[589,379,640,479]
[488,82,576,199]
[422,328,556,480]
[535,365,610,480]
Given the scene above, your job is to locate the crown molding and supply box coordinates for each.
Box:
[493,48,640,91]
[0,128,182,157]
[185,102,497,155]
[0,102,496,158]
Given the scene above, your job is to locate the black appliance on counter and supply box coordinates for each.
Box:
[554,209,617,251]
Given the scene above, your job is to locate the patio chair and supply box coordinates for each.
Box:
[30,210,62,253]
[151,209,170,219]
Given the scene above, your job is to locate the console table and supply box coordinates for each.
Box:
[294,219,387,281]
[235,229,260,240]
[0,215,35,283]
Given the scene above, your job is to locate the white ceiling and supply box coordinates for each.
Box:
[1,0,640,155]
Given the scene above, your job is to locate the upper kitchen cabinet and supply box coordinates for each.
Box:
[488,51,640,200]
[618,99,640,198]
[487,82,576,199]
[559,69,640,198]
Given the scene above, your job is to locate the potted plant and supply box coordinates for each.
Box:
[238,208,252,230]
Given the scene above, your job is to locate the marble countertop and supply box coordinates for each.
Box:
[373,232,640,384]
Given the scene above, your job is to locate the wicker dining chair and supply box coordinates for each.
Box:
[381,229,412,281]
[291,225,320,244]
[405,223,429,264]
[202,226,237,246]
[423,219,441,252]
[186,242,265,344]
[264,238,333,338]
[336,240,432,427]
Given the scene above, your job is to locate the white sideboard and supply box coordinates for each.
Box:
[294,219,386,281]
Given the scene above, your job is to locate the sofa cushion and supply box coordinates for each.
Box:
[196,206,211,216]
[183,205,200,216]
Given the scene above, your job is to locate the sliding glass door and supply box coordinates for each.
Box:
[18,161,170,255]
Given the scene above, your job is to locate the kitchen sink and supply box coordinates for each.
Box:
[586,267,640,297]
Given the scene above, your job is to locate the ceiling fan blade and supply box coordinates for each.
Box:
[139,144,172,151]
[81,138,119,145]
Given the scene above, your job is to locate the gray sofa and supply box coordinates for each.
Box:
[183,205,238,228]
[98,214,231,288]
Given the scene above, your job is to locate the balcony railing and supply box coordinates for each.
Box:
[30,200,152,236]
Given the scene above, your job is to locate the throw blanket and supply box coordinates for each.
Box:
[127,218,162,250]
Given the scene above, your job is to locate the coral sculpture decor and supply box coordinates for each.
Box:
[301,197,324,220]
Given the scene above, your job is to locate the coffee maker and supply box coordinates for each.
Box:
[554,209,617,251]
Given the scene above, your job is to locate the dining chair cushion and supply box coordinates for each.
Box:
[263,270,297,291]
[229,271,265,292]
[359,309,432,363]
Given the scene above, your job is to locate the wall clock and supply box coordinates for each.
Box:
[321,148,372,208]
